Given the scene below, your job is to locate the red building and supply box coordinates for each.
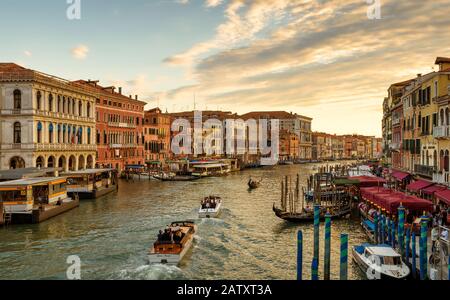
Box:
[76,80,146,171]
[144,108,171,164]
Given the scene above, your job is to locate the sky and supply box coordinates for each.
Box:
[1,0,450,137]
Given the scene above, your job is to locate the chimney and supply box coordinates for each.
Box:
[118,87,122,94]
[135,95,138,100]
[417,73,422,78]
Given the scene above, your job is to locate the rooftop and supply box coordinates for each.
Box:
[0,177,65,187]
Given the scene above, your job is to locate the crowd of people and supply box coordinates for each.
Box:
[156,224,185,245]
[201,196,221,210]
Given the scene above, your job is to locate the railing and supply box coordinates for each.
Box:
[35,144,96,151]
[389,142,401,150]
[433,171,450,185]
[433,126,450,139]
[108,122,136,129]
[414,164,436,178]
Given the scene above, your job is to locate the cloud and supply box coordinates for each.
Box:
[158,0,450,136]
[24,50,32,57]
[71,44,89,60]
[176,0,189,4]
[205,0,223,7]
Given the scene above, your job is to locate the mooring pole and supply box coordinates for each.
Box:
[311,258,319,280]
[340,233,348,280]
[387,216,391,245]
[380,213,385,244]
[412,232,417,279]
[297,230,303,281]
[419,214,428,280]
[314,204,320,263]
[324,212,331,280]
[374,212,379,244]
[405,228,411,262]
[391,221,396,248]
[398,204,405,257]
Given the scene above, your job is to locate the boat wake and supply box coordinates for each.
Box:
[116,263,184,280]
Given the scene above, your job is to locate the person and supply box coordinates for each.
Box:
[431,226,439,253]
[157,230,163,242]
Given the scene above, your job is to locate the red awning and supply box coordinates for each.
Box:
[406,180,434,192]
[392,171,410,181]
[360,187,392,202]
[350,176,387,188]
[422,185,447,196]
[435,189,450,206]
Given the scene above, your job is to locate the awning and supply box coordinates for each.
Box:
[422,185,447,196]
[406,180,433,192]
[392,171,410,181]
[435,189,450,206]
[350,176,386,188]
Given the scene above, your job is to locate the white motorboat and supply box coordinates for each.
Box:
[352,243,410,280]
[199,196,222,218]
[148,221,197,265]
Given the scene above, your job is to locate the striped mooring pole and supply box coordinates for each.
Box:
[374,212,379,244]
[387,217,392,245]
[313,204,320,263]
[324,212,331,280]
[340,234,348,280]
[412,232,417,279]
[405,228,411,262]
[380,213,385,244]
[297,230,303,280]
[419,215,428,280]
[398,205,405,257]
[391,221,396,248]
[311,258,319,280]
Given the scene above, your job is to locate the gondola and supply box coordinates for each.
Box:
[248,181,261,189]
[272,204,352,223]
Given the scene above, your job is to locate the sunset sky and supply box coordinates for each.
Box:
[1,0,450,137]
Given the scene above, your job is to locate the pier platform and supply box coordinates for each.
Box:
[11,199,79,224]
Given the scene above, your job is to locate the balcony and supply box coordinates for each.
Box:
[389,142,401,150]
[108,122,137,129]
[433,126,450,139]
[433,171,450,185]
[35,144,96,152]
[414,164,436,178]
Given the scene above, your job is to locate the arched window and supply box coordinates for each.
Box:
[13,122,21,144]
[446,108,450,126]
[87,102,91,118]
[58,96,61,113]
[37,91,42,110]
[63,125,67,143]
[49,123,54,143]
[72,100,76,115]
[37,122,42,143]
[97,130,101,144]
[13,89,21,109]
[48,94,53,112]
[434,150,438,168]
[78,127,83,144]
[57,124,61,143]
[441,109,445,126]
[445,150,450,173]
[63,97,66,114]
[79,101,83,117]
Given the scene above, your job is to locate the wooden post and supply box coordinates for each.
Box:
[281,181,284,211]
[314,204,320,264]
[297,230,303,280]
[340,234,348,280]
[398,205,405,257]
[412,232,417,279]
[324,212,331,280]
[311,258,319,280]
[419,215,428,280]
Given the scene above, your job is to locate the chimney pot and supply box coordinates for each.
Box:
[135,95,138,100]
[118,87,122,94]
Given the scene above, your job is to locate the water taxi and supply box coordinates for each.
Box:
[191,163,230,178]
[148,221,197,265]
[352,243,410,280]
[199,196,222,218]
[0,177,78,224]
[62,169,118,199]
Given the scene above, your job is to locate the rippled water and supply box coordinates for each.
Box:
[0,163,367,280]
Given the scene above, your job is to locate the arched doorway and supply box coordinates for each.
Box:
[58,156,67,171]
[86,155,94,169]
[47,156,55,168]
[10,156,25,169]
[36,156,44,168]
[69,155,76,171]
[78,155,85,170]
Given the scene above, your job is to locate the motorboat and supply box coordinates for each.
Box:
[199,196,222,218]
[148,221,197,265]
[352,243,410,280]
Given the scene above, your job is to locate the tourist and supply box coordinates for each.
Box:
[431,226,439,253]
[157,230,163,242]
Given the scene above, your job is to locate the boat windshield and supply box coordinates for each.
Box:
[382,256,402,266]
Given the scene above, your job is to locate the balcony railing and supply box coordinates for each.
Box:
[433,171,450,185]
[414,164,436,178]
[389,142,401,150]
[108,122,137,129]
[433,126,450,139]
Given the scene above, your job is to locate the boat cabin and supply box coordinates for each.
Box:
[62,169,118,199]
[192,163,230,177]
[0,177,68,213]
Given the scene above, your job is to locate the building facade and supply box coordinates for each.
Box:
[76,80,146,171]
[0,63,96,171]
[144,108,171,163]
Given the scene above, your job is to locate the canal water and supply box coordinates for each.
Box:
[0,164,367,280]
